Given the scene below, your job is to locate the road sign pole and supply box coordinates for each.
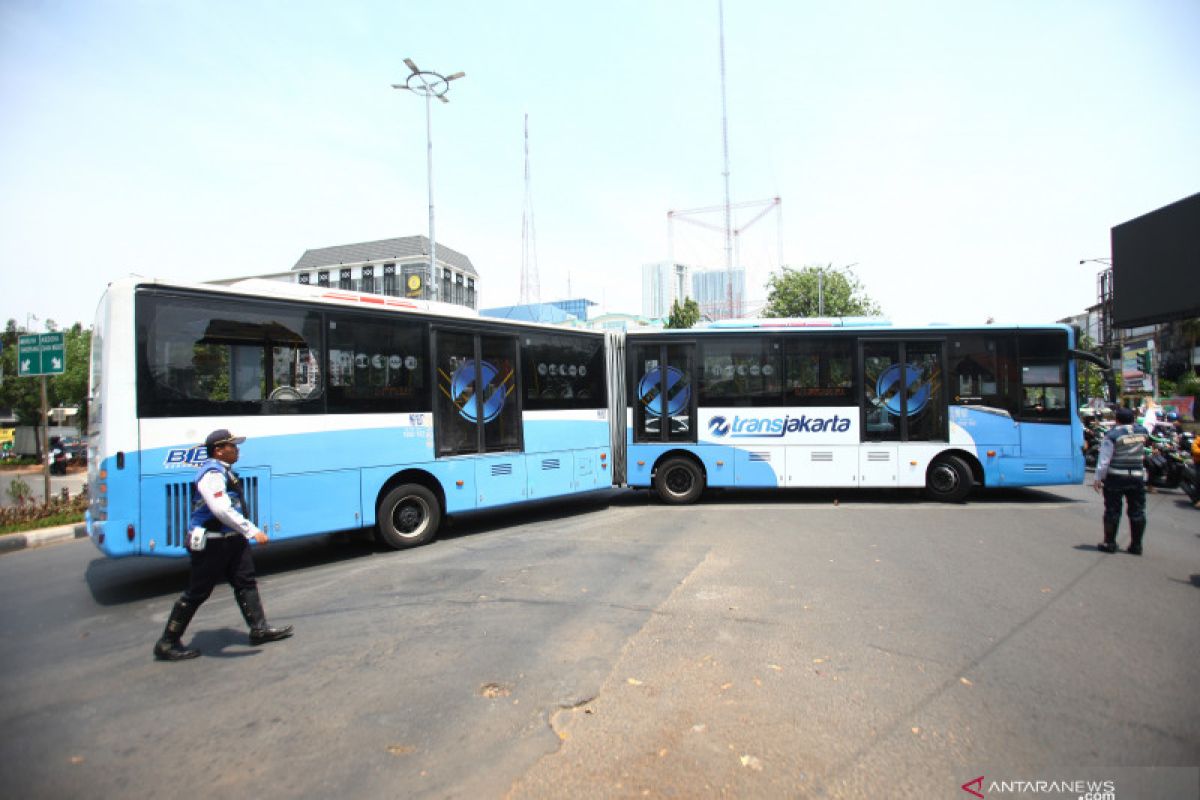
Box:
[41,375,50,505]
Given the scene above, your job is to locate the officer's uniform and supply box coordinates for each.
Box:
[1095,418,1150,555]
[154,430,293,661]
[182,457,260,606]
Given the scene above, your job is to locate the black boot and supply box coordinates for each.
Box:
[234,587,294,645]
[1127,519,1145,555]
[1097,520,1118,553]
[154,599,201,661]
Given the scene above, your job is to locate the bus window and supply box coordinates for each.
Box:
[699,337,783,407]
[326,313,428,413]
[136,293,323,418]
[521,332,606,410]
[783,337,854,406]
[949,335,1019,416]
[1018,333,1070,423]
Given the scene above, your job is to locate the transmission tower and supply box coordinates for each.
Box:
[520,113,540,305]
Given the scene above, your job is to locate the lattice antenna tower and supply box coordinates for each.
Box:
[520,113,540,305]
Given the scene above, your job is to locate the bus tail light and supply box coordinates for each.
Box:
[127,524,135,542]
[99,469,108,480]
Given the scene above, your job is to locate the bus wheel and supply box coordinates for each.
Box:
[925,455,973,503]
[654,457,705,505]
[377,484,440,549]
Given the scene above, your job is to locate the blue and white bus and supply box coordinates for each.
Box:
[622,319,1096,504]
[86,277,612,557]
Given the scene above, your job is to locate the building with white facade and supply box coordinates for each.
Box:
[292,236,478,309]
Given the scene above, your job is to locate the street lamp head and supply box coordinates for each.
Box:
[393,62,464,101]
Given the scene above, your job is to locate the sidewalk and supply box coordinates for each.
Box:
[0,522,88,554]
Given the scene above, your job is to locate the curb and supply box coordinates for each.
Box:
[0,523,88,554]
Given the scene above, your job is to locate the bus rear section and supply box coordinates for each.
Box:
[87,278,612,558]
[623,323,1084,504]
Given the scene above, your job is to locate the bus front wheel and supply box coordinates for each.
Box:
[925,455,973,503]
[377,484,440,549]
[654,457,705,505]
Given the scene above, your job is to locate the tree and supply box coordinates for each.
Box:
[666,297,701,329]
[1075,333,1112,404]
[763,264,882,318]
[0,319,92,431]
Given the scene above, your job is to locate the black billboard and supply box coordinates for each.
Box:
[1110,192,1200,327]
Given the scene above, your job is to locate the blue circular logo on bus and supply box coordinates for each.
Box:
[876,363,930,417]
[708,416,730,437]
[637,366,691,416]
[451,360,508,423]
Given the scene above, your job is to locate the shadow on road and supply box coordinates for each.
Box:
[624,485,1084,507]
[82,490,623,605]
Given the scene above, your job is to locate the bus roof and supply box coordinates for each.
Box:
[637,317,1072,334]
[104,275,604,336]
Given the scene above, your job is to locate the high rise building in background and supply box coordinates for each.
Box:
[641,262,691,319]
[692,268,745,321]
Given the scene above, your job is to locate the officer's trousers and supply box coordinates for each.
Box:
[1102,473,1147,525]
[182,535,257,606]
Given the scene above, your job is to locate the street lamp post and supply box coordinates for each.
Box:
[393,59,465,300]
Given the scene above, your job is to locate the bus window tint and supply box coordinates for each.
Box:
[699,337,783,407]
[782,337,854,406]
[1018,332,1070,422]
[326,314,428,413]
[521,332,606,410]
[137,293,322,417]
[949,336,1019,416]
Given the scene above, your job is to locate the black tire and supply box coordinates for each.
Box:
[925,455,973,503]
[377,484,440,549]
[654,457,705,505]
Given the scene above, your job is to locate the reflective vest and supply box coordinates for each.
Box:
[188,458,246,533]
[1104,424,1149,471]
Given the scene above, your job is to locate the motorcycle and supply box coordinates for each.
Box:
[49,447,71,476]
[1144,437,1188,490]
[1082,424,1103,469]
[1180,432,1199,507]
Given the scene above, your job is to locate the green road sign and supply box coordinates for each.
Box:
[17,332,66,376]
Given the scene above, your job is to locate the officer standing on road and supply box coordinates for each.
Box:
[1093,407,1150,555]
[154,429,294,661]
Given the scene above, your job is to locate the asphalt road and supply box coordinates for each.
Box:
[1,482,1197,799]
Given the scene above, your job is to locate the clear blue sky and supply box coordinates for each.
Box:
[2,0,1198,329]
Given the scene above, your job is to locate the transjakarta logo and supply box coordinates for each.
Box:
[707,413,852,438]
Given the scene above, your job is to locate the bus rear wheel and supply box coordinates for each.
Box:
[377,484,440,549]
[654,457,705,505]
[925,455,973,503]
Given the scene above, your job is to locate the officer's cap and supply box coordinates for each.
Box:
[204,429,246,450]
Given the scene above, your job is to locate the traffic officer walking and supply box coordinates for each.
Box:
[154,429,294,661]
[1093,407,1151,555]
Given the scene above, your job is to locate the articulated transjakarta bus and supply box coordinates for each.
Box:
[86,277,1095,558]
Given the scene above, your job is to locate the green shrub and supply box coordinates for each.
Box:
[0,491,87,534]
